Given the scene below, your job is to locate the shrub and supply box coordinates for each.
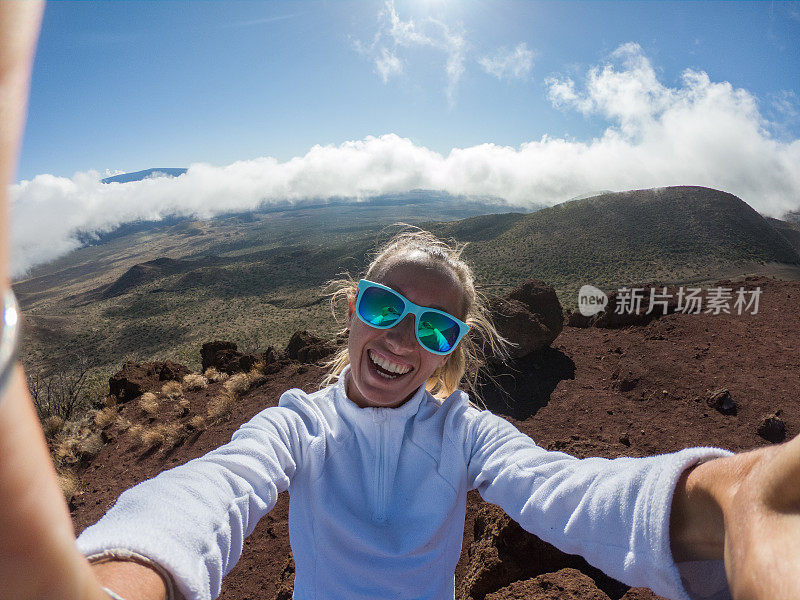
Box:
[140,425,166,448]
[161,421,185,446]
[138,392,160,415]
[247,368,266,388]
[207,392,236,419]
[115,415,132,431]
[93,406,117,429]
[76,431,104,460]
[128,423,143,440]
[57,469,80,503]
[204,367,229,383]
[43,415,65,440]
[161,381,184,399]
[183,373,208,391]
[177,397,191,416]
[223,373,250,397]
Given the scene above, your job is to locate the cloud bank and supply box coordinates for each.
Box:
[11,43,800,278]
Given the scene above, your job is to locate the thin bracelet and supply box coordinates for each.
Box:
[0,287,20,404]
[87,549,176,600]
[101,587,127,600]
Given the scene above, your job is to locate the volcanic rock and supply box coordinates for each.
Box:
[285,331,336,364]
[457,504,627,600]
[490,280,563,358]
[705,388,738,415]
[757,411,786,443]
[201,341,238,372]
[484,569,612,600]
[108,361,190,402]
[590,286,681,328]
[564,309,593,328]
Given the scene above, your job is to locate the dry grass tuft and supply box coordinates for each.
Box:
[163,421,187,446]
[43,415,65,440]
[224,373,251,397]
[177,396,191,416]
[53,426,104,465]
[57,469,80,503]
[53,437,78,465]
[187,415,207,431]
[115,414,132,431]
[204,367,229,383]
[247,368,267,388]
[140,425,166,448]
[207,392,237,419]
[183,373,208,391]
[94,406,118,429]
[138,392,160,415]
[161,380,184,399]
[128,423,143,441]
[76,431,104,460]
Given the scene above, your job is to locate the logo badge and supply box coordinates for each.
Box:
[578,285,608,317]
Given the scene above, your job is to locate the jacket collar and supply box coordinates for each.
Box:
[333,365,428,423]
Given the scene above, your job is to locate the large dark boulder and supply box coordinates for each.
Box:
[285,331,336,364]
[201,341,238,372]
[490,280,563,358]
[109,360,190,402]
[457,504,627,600]
[589,285,682,328]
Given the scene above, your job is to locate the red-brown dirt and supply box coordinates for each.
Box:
[70,275,799,599]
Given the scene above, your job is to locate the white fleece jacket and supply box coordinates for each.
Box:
[76,367,732,600]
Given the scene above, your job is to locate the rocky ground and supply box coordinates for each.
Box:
[66,275,799,600]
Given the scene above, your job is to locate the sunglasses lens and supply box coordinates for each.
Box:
[417,311,462,353]
[359,285,405,327]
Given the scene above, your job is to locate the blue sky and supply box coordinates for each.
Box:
[9,1,800,276]
[19,0,800,179]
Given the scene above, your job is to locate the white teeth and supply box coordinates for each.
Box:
[369,350,411,375]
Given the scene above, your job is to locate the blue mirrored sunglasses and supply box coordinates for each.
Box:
[355,279,470,356]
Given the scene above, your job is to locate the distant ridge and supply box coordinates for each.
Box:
[442,186,800,290]
[567,190,615,202]
[101,168,187,184]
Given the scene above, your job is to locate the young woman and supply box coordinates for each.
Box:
[0,5,799,600]
[73,230,796,600]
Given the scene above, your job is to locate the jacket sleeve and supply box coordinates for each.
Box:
[75,391,323,600]
[464,409,732,600]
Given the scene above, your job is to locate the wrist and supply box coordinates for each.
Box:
[88,550,174,600]
[670,457,727,561]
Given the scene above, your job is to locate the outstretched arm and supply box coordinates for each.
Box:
[0,5,167,598]
[670,432,800,599]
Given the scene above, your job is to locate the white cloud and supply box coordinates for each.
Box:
[479,43,533,81]
[11,43,800,278]
[355,0,466,105]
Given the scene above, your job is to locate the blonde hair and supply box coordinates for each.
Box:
[321,226,508,404]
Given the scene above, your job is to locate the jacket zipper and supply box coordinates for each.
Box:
[375,416,387,522]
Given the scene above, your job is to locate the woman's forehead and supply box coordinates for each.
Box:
[373,256,465,315]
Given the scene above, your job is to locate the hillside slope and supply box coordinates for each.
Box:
[451,186,800,296]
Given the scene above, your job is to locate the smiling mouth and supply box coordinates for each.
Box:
[368,349,413,380]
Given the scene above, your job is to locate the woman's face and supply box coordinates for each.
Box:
[346,256,465,409]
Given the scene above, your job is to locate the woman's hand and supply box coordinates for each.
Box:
[721,432,800,599]
[671,433,800,600]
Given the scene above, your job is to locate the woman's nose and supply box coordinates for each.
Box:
[384,314,417,351]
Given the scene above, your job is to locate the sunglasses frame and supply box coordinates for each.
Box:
[354,279,470,356]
